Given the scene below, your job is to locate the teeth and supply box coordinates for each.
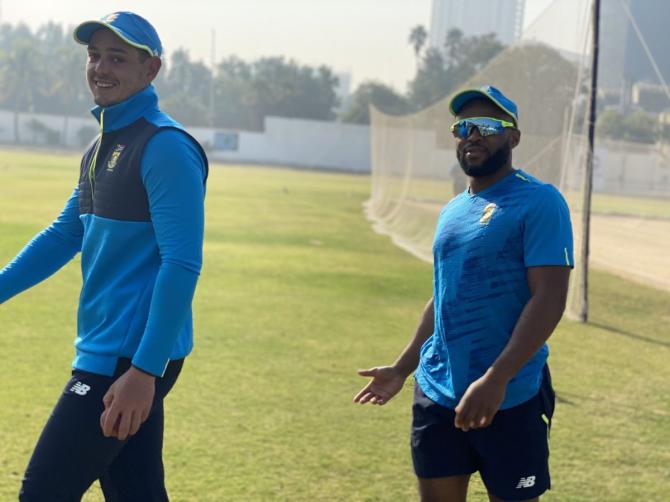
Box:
[96,82,114,88]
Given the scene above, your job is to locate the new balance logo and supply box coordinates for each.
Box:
[516,476,536,489]
[70,382,91,396]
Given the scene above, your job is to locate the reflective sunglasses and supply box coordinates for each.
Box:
[450,117,516,139]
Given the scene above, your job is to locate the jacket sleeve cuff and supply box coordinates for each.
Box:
[130,355,168,378]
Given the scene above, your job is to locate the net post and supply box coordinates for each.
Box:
[578,0,601,322]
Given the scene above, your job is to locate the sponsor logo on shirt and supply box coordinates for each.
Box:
[479,203,497,225]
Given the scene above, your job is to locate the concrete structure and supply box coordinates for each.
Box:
[429,0,525,49]
[599,0,670,96]
[0,110,371,173]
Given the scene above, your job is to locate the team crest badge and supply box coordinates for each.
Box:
[479,203,497,225]
[107,144,126,172]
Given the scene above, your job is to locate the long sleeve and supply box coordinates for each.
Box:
[0,188,83,304]
[132,129,206,376]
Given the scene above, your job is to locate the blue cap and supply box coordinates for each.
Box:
[74,12,162,58]
[449,85,519,124]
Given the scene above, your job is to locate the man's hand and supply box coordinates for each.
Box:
[100,366,156,441]
[353,366,407,405]
[454,370,507,431]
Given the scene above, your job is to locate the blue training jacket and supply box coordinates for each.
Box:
[0,85,208,377]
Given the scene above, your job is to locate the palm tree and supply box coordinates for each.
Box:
[408,25,428,70]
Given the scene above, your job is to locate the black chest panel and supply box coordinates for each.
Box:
[78,118,158,222]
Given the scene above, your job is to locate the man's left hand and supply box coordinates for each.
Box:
[454,370,507,431]
[100,366,156,441]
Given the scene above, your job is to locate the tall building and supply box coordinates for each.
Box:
[334,72,352,102]
[429,0,525,49]
[598,0,670,111]
[620,1,670,87]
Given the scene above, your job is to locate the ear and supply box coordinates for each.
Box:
[509,128,521,149]
[144,57,162,83]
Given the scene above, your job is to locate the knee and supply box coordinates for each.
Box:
[20,474,82,502]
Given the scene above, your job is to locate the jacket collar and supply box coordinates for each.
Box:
[90,85,158,133]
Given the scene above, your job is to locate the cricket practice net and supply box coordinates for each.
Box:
[366,0,670,319]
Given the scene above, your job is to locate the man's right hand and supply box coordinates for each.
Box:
[353,366,407,405]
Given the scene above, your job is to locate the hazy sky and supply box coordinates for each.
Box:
[2,0,559,92]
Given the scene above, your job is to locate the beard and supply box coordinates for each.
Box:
[458,141,511,178]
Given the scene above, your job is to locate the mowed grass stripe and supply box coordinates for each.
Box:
[0,149,668,501]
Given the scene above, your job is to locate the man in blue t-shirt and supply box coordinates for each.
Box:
[355,85,573,502]
[0,12,207,501]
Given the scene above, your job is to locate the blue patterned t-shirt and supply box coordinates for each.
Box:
[415,169,573,410]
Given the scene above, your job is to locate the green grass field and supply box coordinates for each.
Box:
[0,149,668,501]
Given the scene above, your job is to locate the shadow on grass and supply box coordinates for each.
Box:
[553,389,670,417]
[589,322,670,349]
[556,393,575,406]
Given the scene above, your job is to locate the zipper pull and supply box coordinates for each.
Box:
[88,109,105,197]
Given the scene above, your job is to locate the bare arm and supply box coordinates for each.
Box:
[488,266,569,382]
[354,297,434,405]
[454,266,570,430]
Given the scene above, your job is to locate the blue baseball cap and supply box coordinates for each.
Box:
[449,85,519,124]
[74,11,162,58]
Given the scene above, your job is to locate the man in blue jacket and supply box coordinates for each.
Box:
[0,12,208,501]
[355,86,573,501]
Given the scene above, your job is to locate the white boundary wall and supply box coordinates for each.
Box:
[191,117,370,172]
[0,110,96,148]
[0,110,371,173]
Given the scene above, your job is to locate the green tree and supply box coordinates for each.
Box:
[622,111,658,144]
[408,25,428,68]
[212,56,255,130]
[0,31,47,142]
[0,22,90,125]
[408,48,451,110]
[340,81,409,125]
[407,29,505,111]
[0,21,341,132]
[444,29,504,84]
[460,42,579,136]
[598,109,660,144]
[36,23,90,117]
[212,56,338,130]
[158,49,213,126]
[597,109,626,140]
[252,58,338,124]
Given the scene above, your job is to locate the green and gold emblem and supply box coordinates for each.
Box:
[106,144,126,172]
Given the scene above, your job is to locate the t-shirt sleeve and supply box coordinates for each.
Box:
[523,185,574,268]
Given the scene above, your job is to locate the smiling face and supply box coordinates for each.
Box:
[86,28,161,107]
[454,98,520,178]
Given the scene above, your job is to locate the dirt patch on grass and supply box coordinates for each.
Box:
[589,214,670,291]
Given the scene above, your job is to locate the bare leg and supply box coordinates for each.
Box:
[488,494,539,502]
[418,474,471,502]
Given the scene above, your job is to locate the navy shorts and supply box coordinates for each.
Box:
[411,366,555,501]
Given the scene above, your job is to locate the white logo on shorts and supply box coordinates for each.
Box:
[70,381,91,396]
[516,476,536,489]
